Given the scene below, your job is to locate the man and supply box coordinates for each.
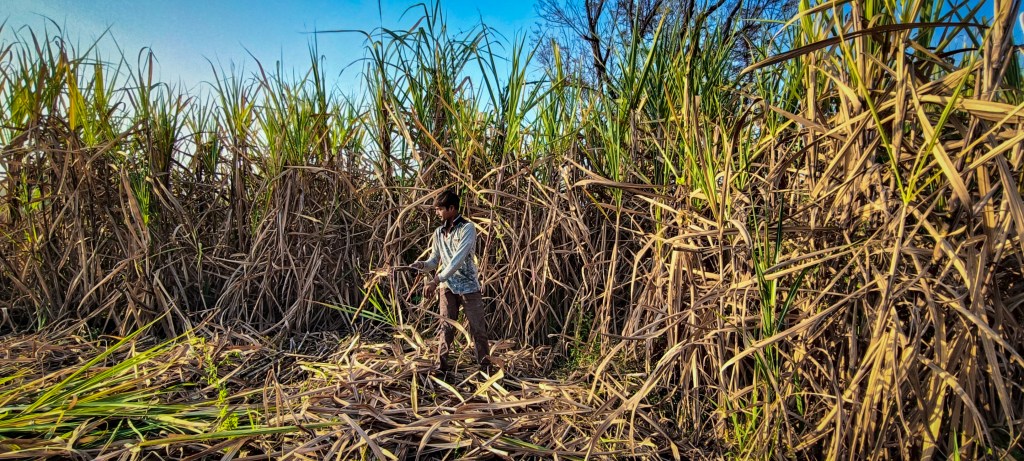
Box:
[410,189,492,373]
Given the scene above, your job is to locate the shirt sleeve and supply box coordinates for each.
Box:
[416,229,440,271]
[437,222,476,283]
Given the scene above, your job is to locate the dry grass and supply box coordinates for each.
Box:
[1,326,698,460]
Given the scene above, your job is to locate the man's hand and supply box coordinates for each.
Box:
[394,264,415,273]
[423,275,439,298]
[409,261,423,271]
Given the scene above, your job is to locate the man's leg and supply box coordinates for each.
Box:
[436,288,461,372]
[461,291,491,368]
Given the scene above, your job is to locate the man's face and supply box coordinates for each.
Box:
[434,205,457,221]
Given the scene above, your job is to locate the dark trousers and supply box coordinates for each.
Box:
[437,289,490,369]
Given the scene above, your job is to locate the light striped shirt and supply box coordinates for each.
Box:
[417,216,481,295]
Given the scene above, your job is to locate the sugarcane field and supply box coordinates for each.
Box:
[1,0,1023,459]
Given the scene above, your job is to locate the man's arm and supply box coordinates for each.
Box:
[412,230,440,271]
[436,223,476,282]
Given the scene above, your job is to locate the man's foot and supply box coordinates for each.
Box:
[428,360,452,382]
[479,358,496,374]
[430,369,452,383]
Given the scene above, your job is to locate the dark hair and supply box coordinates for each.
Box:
[433,189,460,209]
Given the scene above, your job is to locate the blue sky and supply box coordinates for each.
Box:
[4,0,540,96]
[3,0,1022,99]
